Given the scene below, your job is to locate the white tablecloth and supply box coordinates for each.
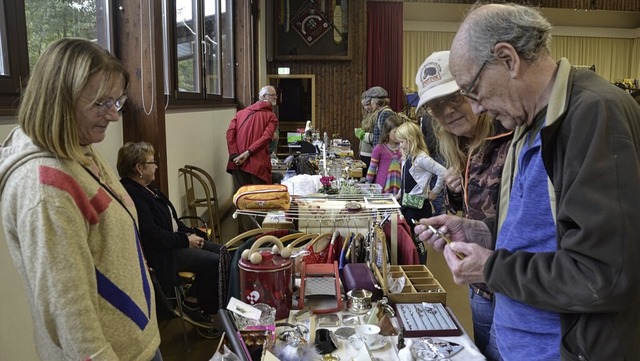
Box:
[284,306,486,361]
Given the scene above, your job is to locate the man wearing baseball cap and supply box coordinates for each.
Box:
[415,50,512,361]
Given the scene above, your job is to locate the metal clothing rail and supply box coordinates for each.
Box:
[232,194,402,264]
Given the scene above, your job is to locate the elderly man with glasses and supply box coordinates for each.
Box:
[416,3,640,361]
[415,50,512,360]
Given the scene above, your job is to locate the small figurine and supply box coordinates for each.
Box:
[397,327,405,350]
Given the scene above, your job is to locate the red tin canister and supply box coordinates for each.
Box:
[239,235,293,319]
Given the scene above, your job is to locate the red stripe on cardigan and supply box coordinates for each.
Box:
[39,166,111,224]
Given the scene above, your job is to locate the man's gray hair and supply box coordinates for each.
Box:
[259,85,274,97]
[464,3,552,65]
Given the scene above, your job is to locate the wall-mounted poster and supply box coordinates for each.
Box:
[273,0,351,61]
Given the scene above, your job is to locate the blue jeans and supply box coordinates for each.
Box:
[485,324,502,361]
[469,287,501,361]
[429,170,445,215]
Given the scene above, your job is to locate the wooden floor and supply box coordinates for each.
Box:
[159,213,473,361]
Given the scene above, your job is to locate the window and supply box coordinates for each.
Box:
[0,0,236,114]
[167,0,234,103]
[220,0,234,98]
[25,1,112,67]
[0,1,10,76]
[0,0,111,115]
[0,0,28,112]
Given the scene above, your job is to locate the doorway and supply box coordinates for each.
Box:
[267,74,315,154]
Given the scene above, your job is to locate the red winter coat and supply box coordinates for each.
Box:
[226,101,278,183]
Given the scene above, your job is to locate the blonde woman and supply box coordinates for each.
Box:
[415,50,512,360]
[395,121,446,232]
[0,39,161,360]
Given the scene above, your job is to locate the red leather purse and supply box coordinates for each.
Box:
[302,233,332,264]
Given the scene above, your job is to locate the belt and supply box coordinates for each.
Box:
[470,284,493,300]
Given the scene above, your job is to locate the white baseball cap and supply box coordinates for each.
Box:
[415,51,460,111]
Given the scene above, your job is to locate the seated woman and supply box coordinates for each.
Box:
[117,141,221,327]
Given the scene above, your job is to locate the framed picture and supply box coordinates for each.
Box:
[272,0,351,61]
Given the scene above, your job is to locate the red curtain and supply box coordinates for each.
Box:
[367,2,404,112]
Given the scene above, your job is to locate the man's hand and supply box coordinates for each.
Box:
[414,215,493,285]
[233,150,250,166]
[354,128,366,140]
[443,242,493,284]
[414,214,491,251]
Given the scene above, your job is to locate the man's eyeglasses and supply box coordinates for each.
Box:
[264,93,277,97]
[459,60,488,102]
[426,92,466,117]
[141,161,157,165]
[95,95,128,115]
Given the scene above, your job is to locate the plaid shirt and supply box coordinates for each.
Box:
[371,107,394,146]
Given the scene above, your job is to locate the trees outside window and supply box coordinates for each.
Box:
[0,0,236,114]
[0,0,108,115]
[168,0,234,102]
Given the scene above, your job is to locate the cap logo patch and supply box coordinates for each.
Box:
[421,62,442,88]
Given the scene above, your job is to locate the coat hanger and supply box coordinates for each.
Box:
[288,233,320,250]
[224,228,276,251]
[279,232,306,247]
[307,232,334,253]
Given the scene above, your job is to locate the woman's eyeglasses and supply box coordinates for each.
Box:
[94,95,128,115]
[426,92,466,117]
[141,161,157,165]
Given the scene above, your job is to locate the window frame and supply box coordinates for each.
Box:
[0,0,28,115]
[164,0,235,107]
[0,0,238,115]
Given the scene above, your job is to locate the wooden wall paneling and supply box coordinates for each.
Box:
[235,0,255,108]
[267,0,368,156]
[115,0,169,194]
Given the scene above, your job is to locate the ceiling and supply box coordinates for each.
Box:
[403,3,640,29]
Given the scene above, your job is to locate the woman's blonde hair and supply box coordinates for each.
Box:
[433,112,493,173]
[117,142,155,178]
[18,38,130,165]
[395,121,429,158]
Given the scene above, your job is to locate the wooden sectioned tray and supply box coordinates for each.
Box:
[370,223,447,304]
[382,265,447,304]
